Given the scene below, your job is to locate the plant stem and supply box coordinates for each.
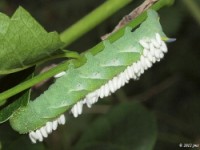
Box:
[182,0,200,25]
[0,0,174,102]
[0,61,68,101]
[60,0,132,47]
[36,50,80,66]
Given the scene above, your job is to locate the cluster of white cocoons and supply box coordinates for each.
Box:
[29,114,65,143]
[70,33,167,118]
[29,33,167,143]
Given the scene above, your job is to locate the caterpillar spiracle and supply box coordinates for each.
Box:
[9,10,171,143]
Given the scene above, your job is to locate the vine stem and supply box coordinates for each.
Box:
[60,0,132,47]
[0,0,175,102]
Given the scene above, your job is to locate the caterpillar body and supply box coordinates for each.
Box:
[9,10,169,143]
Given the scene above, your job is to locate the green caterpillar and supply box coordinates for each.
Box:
[9,10,169,143]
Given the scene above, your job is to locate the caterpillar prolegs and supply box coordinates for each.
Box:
[9,10,170,143]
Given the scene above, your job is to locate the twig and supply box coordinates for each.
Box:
[60,0,132,47]
[101,0,158,40]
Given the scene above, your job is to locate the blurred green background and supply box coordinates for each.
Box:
[0,0,200,150]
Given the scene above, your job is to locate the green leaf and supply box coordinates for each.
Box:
[0,6,64,74]
[74,101,157,150]
[0,73,32,123]
[0,90,31,123]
